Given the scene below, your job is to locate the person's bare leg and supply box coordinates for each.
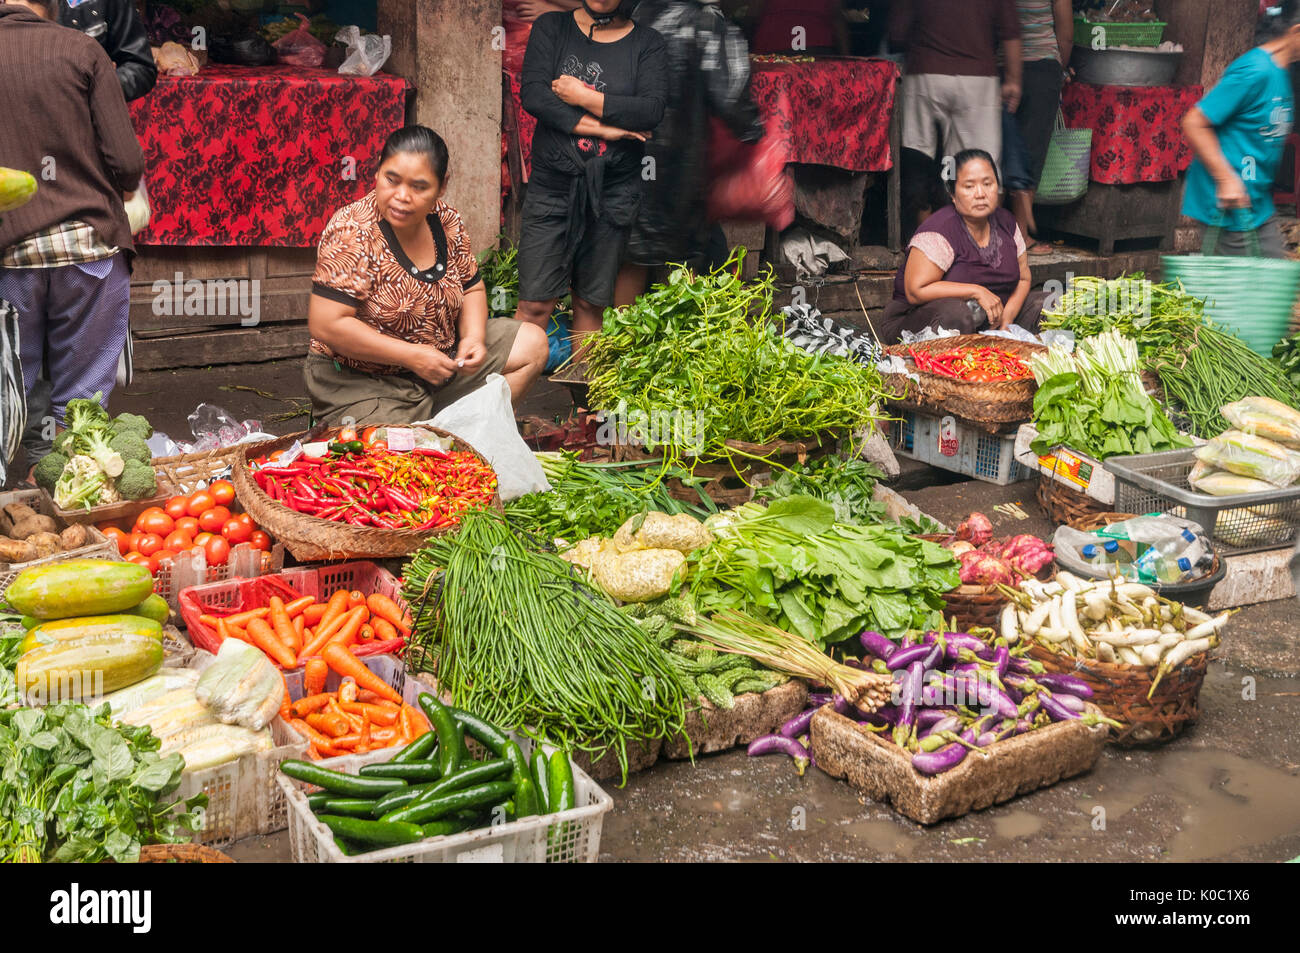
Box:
[502,320,550,404]
[568,295,607,362]
[514,298,560,329]
[613,263,648,308]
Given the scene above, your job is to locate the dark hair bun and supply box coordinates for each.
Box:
[379,126,450,182]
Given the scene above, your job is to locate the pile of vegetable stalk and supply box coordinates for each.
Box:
[1041,275,1300,436]
[505,452,712,543]
[251,443,495,530]
[1030,330,1190,460]
[749,629,1116,776]
[690,496,959,648]
[281,694,577,856]
[907,345,1031,382]
[999,572,1230,695]
[582,252,884,469]
[402,511,688,782]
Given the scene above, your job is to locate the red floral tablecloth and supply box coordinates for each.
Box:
[748,58,900,172]
[1060,82,1203,185]
[129,64,409,247]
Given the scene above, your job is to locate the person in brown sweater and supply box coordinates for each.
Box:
[0,0,143,473]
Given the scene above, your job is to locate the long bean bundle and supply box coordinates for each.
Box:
[1041,274,1300,436]
[402,511,688,782]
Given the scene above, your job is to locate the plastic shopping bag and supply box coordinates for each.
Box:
[273,14,326,68]
[1193,429,1300,488]
[422,372,550,501]
[335,26,391,76]
[1220,396,1300,449]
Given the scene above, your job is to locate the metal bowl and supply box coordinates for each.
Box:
[1071,45,1181,87]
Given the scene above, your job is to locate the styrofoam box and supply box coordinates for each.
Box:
[278,654,612,863]
[1013,423,1116,504]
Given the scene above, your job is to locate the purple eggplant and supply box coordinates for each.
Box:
[808,692,833,707]
[886,642,933,671]
[1037,690,1081,721]
[992,645,1010,680]
[950,662,982,675]
[859,630,897,661]
[921,639,945,671]
[831,694,851,715]
[747,734,811,775]
[1032,673,1094,699]
[1053,692,1087,713]
[1008,657,1045,676]
[892,661,925,747]
[911,742,968,776]
[925,632,994,658]
[915,708,957,730]
[780,707,818,738]
[870,705,900,725]
[919,715,962,738]
[844,658,869,670]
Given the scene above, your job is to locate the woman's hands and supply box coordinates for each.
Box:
[455,336,488,373]
[552,75,590,107]
[411,346,462,388]
[970,285,1005,327]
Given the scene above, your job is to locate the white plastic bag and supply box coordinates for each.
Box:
[335,26,391,76]
[422,373,550,501]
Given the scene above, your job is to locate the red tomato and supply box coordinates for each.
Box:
[148,549,177,574]
[163,529,193,552]
[163,496,189,520]
[126,531,146,554]
[209,479,236,506]
[249,531,271,552]
[186,491,215,517]
[133,507,168,533]
[193,532,215,547]
[135,533,164,557]
[203,535,230,567]
[221,519,252,545]
[137,511,174,538]
[124,552,151,568]
[235,513,254,529]
[338,427,358,443]
[198,505,231,533]
[175,516,200,537]
[94,521,120,533]
[101,526,129,556]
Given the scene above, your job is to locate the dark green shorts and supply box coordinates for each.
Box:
[304,318,521,427]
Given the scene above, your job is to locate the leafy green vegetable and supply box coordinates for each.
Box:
[0,703,205,863]
[689,496,960,649]
[754,455,886,524]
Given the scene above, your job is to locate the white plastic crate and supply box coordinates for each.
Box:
[888,410,1030,486]
[177,651,309,848]
[277,654,612,862]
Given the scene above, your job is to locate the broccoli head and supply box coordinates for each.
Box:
[52,429,78,457]
[116,459,157,501]
[67,429,123,478]
[32,451,68,494]
[108,431,151,465]
[111,412,152,439]
[63,392,110,433]
[53,454,106,510]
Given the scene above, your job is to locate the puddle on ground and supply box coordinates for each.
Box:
[992,810,1044,840]
[1083,750,1300,861]
[840,818,917,857]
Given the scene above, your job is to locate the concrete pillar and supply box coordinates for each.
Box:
[379,0,503,255]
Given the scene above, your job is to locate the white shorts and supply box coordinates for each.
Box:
[901,74,1003,171]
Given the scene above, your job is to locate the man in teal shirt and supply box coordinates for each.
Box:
[1181,9,1300,258]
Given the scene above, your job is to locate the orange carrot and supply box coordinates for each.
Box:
[284,595,315,618]
[322,643,402,704]
[347,589,367,608]
[358,624,374,643]
[357,713,372,753]
[211,607,271,627]
[369,727,400,745]
[302,604,328,626]
[326,606,368,648]
[303,658,328,697]
[317,589,351,634]
[291,693,332,718]
[268,596,299,653]
[246,617,297,668]
[402,704,430,737]
[279,671,292,722]
[398,704,413,743]
[371,618,398,643]
[291,718,341,756]
[341,701,398,726]
[366,593,411,637]
[306,711,352,738]
[293,613,306,645]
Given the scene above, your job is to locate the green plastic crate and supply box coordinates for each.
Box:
[1073,16,1165,48]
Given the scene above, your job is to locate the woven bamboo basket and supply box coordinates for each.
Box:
[137,843,234,863]
[920,534,1057,631]
[152,445,242,495]
[1036,473,1111,525]
[231,425,500,562]
[882,335,1045,426]
[1026,642,1209,747]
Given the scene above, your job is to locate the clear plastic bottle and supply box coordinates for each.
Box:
[1133,528,1212,583]
[1081,540,1134,572]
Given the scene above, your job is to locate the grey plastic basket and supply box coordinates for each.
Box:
[1104,448,1300,555]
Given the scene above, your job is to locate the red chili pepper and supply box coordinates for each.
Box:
[291,476,317,500]
[256,466,306,477]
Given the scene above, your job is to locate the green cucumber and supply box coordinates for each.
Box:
[450,706,511,757]
[531,747,551,813]
[419,817,472,838]
[280,760,406,799]
[318,814,424,849]
[321,797,382,818]
[388,730,437,764]
[374,781,443,816]
[417,693,461,779]
[513,774,539,819]
[306,791,331,811]
[381,781,518,826]
[547,750,576,814]
[358,761,442,782]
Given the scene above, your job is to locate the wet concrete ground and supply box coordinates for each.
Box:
[112,362,1300,863]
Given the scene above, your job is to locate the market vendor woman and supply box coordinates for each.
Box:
[879,149,1048,344]
[305,126,548,426]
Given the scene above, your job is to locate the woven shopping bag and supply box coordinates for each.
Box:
[1162,208,1300,356]
[1035,110,1092,205]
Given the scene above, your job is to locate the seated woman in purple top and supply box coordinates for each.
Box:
[879,149,1049,344]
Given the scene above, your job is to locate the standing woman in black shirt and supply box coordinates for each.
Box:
[514,1,668,342]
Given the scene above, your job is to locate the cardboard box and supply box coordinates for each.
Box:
[1013,423,1115,505]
